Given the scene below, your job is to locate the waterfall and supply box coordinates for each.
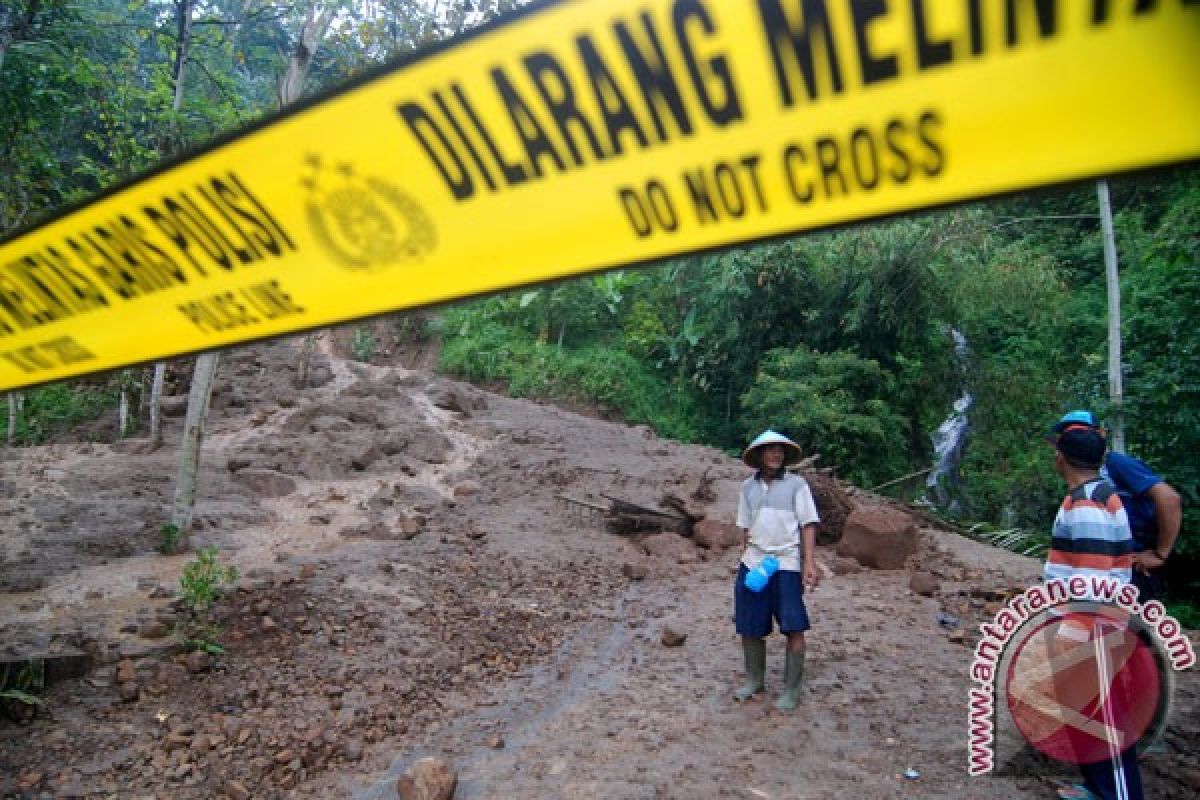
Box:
[925,329,972,513]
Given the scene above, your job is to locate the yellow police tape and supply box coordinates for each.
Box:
[1,0,1198,390]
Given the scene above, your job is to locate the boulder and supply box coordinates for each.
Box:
[835,507,917,570]
[909,571,941,597]
[692,519,742,551]
[638,532,699,564]
[396,757,457,800]
[661,626,687,647]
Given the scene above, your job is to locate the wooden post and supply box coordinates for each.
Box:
[1097,180,1125,452]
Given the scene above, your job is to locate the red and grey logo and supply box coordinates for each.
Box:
[1003,603,1171,765]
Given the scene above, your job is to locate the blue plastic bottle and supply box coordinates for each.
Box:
[744,555,780,592]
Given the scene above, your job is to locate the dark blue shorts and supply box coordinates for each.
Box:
[734,564,811,637]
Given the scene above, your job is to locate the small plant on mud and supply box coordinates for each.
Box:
[351,326,375,362]
[180,546,238,613]
[159,522,182,554]
[1,660,46,722]
[177,547,239,653]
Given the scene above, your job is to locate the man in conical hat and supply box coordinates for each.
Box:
[733,430,820,711]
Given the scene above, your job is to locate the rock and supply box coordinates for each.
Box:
[831,557,863,575]
[117,681,140,703]
[184,651,211,674]
[398,515,424,539]
[338,520,392,540]
[342,739,364,762]
[487,735,505,749]
[351,445,384,471]
[835,507,917,570]
[224,779,251,800]
[909,571,940,597]
[691,519,742,551]
[396,756,457,800]
[621,562,648,581]
[453,481,482,498]
[115,659,137,684]
[660,627,687,647]
[138,621,170,639]
[164,733,192,752]
[639,532,699,564]
[430,387,474,415]
[235,469,297,498]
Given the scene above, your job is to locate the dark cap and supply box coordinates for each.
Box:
[1054,425,1106,469]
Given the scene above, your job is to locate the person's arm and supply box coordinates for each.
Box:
[1134,481,1183,572]
[736,489,750,550]
[801,523,818,587]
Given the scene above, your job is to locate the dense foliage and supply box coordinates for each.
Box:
[437,173,1199,578]
[0,3,1195,601]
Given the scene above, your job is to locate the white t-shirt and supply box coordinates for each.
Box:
[737,472,820,572]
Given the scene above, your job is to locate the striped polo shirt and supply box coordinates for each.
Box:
[1044,477,1133,586]
[737,471,820,572]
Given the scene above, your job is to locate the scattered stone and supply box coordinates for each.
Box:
[224,779,251,800]
[139,621,170,639]
[621,562,648,581]
[660,627,687,647]
[184,651,211,674]
[117,681,140,703]
[908,571,940,597]
[639,532,699,564]
[692,519,742,551]
[831,557,863,575]
[487,735,505,749]
[164,733,192,752]
[398,515,424,539]
[115,659,137,684]
[453,481,482,498]
[342,739,364,762]
[396,756,457,800]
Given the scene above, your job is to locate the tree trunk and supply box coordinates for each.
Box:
[118,388,129,439]
[6,392,19,446]
[150,363,166,445]
[170,0,193,149]
[171,352,219,540]
[284,4,335,386]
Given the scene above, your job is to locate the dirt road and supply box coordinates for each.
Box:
[1,340,1196,799]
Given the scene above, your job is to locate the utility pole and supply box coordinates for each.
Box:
[1097,179,1125,452]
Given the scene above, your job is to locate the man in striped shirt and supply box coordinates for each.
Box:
[1046,424,1134,589]
[1045,422,1142,800]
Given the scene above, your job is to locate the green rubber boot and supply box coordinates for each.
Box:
[733,638,766,701]
[774,648,806,711]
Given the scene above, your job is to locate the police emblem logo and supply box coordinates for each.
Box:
[302,154,436,272]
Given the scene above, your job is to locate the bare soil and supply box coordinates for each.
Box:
[1,337,1197,799]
